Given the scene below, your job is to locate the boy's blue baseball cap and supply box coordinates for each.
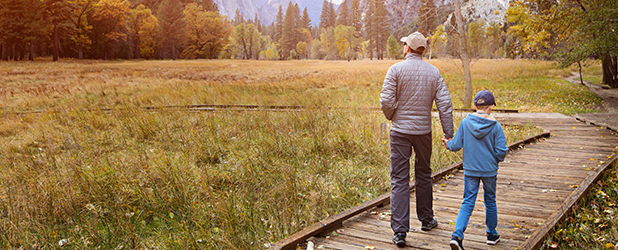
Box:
[474,90,496,106]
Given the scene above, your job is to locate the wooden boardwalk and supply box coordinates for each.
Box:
[271,113,618,250]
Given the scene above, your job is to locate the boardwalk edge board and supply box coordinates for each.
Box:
[573,115,618,132]
[269,132,551,250]
[517,152,618,250]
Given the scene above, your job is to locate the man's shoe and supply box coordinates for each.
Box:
[392,232,406,247]
[421,218,438,231]
[450,236,465,250]
[487,233,500,245]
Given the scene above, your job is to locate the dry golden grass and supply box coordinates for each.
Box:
[0,59,600,249]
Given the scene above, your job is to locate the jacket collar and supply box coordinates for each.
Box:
[405,53,422,60]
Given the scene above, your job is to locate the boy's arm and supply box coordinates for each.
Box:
[446,121,465,152]
[494,123,508,162]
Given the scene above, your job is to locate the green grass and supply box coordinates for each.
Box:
[0,59,607,249]
[541,162,618,250]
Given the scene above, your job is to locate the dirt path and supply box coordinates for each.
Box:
[566,72,618,131]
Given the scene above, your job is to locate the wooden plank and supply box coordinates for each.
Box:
[269,133,551,250]
[341,218,520,250]
[348,214,528,247]
[432,195,557,219]
[517,153,618,249]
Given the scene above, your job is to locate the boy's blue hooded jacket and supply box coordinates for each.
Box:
[447,113,508,177]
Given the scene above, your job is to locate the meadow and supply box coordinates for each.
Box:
[0,58,603,249]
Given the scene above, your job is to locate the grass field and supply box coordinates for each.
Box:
[0,58,605,249]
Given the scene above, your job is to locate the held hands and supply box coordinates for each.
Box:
[441,137,451,150]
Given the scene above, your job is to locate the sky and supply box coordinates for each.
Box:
[329,0,343,4]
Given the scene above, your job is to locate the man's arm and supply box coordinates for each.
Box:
[380,67,398,120]
[434,75,454,138]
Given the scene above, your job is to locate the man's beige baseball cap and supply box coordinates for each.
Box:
[400,31,427,50]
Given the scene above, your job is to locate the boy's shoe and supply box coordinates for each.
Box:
[392,232,406,247]
[450,236,465,250]
[421,218,438,231]
[487,233,500,245]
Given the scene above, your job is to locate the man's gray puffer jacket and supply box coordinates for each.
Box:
[380,53,454,138]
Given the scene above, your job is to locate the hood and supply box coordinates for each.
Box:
[465,113,497,139]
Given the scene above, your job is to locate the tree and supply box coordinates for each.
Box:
[508,0,618,87]
[90,0,130,60]
[158,0,185,59]
[43,0,75,61]
[233,8,245,26]
[202,0,218,12]
[337,0,349,26]
[387,34,400,59]
[430,25,448,58]
[418,0,437,37]
[364,0,376,59]
[319,0,336,30]
[281,2,301,59]
[137,13,160,59]
[274,5,284,44]
[335,25,361,61]
[454,0,473,108]
[319,27,336,60]
[181,3,232,59]
[349,0,362,32]
[467,19,485,59]
[129,5,156,58]
[300,7,312,33]
[234,23,261,59]
[70,0,96,59]
[485,21,503,58]
[0,0,46,61]
[365,0,388,60]
[296,41,307,59]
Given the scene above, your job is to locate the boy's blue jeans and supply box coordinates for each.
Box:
[452,175,498,239]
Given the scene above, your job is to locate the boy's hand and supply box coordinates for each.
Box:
[441,137,451,150]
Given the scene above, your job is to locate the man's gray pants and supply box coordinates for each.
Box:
[389,131,434,233]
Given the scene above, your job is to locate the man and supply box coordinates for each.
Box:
[380,31,454,247]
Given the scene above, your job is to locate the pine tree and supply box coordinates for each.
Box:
[374,0,388,60]
[320,0,336,30]
[158,0,185,59]
[349,0,362,32]
[301,7,312,32]
[233,8,245,26]
[337,0,349,26]
[253,13,261,32]
[327,1,336,28]
[281,1,301,59]
[274,5,284,44]
[203,0,218,12]
[364,0,376,59]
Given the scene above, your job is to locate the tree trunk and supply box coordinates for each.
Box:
[454,0,473,108]
[53,25,60,61]
[1,43,6,61]
[602,54,618,88]
[12,43,16,61]
[172,43,177,60]
[79,44,84,60]
[29,41,35,61]
[578,61,584,85]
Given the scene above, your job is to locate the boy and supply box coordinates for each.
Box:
[441,90,508,250]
